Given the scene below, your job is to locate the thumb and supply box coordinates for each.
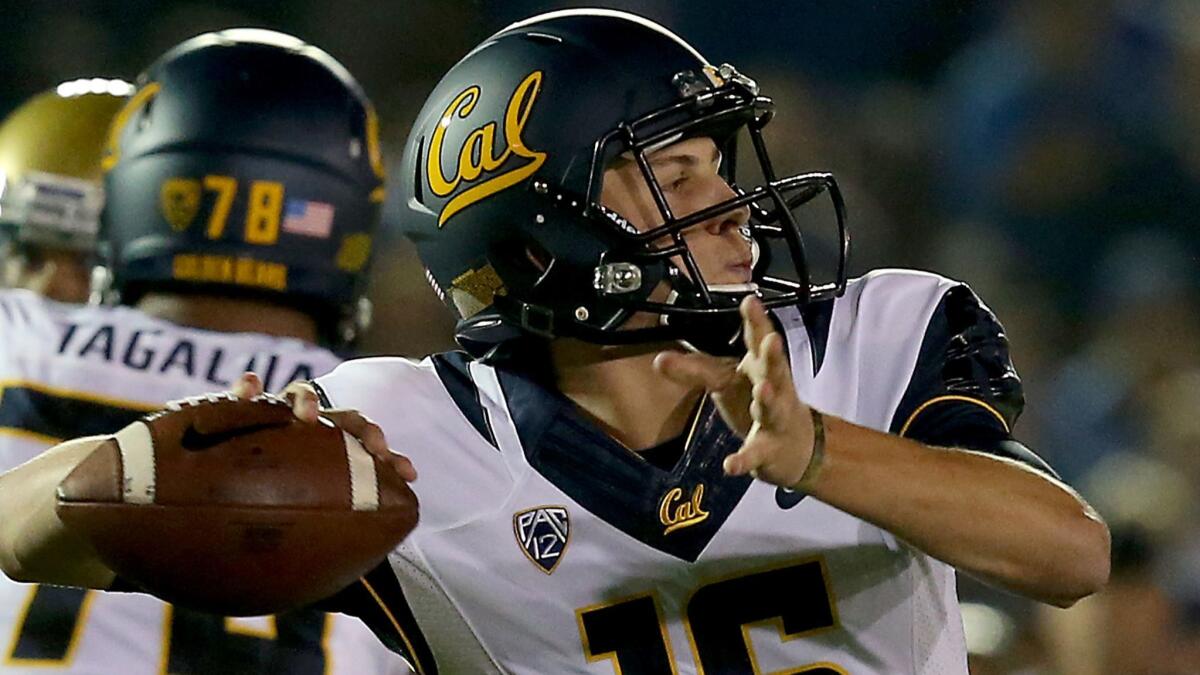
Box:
[653,351,739,392]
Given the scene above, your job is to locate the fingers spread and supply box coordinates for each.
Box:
[749,381,772,425]
[740,296,775,358]
[764,333,790,382]
[761,333,796,412]
[323,409,388,457]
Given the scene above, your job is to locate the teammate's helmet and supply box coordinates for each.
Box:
[399,9,848,358]
[0,80,131,251]
[98,29,385,344]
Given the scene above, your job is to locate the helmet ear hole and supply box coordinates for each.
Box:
[489,238,555,296]
[524,241,553,275]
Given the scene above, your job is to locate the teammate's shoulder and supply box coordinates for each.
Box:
[0,287,107,336]
[0,287,58,323]
[0,290,155,333]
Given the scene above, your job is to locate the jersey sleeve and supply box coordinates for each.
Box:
[887,284,1057,477]
[312,561,432,671]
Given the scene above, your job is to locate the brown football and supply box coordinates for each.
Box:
[56,393,418,616]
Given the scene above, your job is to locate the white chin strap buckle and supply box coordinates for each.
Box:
[659,284,760,327]
[707,283,759,294]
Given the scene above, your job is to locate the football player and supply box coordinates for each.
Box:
[0,32,407,675]
[0,80,129,302]
[0,10,1110,674]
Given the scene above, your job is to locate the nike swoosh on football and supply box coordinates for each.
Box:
[179,422,281,452]
[775,487,806,510]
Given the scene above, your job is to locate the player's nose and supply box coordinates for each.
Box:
[702,176,750,237]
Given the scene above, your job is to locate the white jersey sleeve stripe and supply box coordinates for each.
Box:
[466,361,527,475]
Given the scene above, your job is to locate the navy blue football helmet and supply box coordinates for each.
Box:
[399,9,848,357]
[98,29,385,344]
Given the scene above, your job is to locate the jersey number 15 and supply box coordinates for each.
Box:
[577,558,847,674]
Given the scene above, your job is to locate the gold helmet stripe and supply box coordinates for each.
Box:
[101,82,161,172]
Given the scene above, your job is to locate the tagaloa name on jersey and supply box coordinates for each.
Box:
[56,321,316,391]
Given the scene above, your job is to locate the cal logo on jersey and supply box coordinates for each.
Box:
[659,483,709,535]
[426,70,546,227]
[513,505,569,574]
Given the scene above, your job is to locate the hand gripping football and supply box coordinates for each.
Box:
[56,393,418,616]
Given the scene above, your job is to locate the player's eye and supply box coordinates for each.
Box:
[661,174,688,193]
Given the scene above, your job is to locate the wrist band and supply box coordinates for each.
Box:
[797,408,825,489]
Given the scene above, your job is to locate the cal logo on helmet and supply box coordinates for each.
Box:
[426,71,546,227]
[513,505,569,574]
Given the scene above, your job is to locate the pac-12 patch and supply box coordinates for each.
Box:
[513,506,570,574]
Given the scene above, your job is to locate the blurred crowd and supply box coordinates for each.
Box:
[3,0,1199,671]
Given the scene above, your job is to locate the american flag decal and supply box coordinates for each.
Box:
[282,199,334,238]
[513,506,570,574]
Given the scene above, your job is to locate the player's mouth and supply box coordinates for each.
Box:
[727,259,753,281]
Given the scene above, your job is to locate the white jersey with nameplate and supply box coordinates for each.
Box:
[0,288,409,675]
[312,269,1053,674]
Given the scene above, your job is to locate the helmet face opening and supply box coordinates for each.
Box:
[524,66,849,353]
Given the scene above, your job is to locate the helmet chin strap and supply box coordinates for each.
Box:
[659,284,753,356]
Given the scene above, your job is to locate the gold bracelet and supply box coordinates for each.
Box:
[797,408,825,489]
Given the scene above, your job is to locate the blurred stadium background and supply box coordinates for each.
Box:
[4,0,1199,671]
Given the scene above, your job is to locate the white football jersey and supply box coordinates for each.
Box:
[312,270,1048,674]
[0,289,409,675]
